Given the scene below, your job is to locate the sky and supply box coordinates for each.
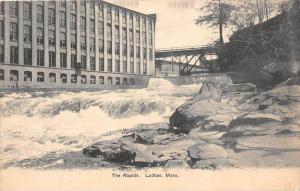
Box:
[107,0,228,49]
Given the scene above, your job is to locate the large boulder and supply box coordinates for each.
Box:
[82,139,136,163]
[169,96,236,134]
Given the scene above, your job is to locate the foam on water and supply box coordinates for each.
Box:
[0,85,200,165]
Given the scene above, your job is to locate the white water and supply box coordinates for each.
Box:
[0,79,201,166]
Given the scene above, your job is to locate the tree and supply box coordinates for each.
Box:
[195,0,236,45]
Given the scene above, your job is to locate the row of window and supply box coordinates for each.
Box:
[0,1,153,31]
[0,45,148,74]
[0,69,135,85]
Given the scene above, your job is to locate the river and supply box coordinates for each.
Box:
[0,79,201,166]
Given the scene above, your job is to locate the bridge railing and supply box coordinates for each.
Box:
[155,44,218,53]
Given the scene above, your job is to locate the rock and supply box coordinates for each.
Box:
[188,143,227,161]
[223,83,257,93]
[169,96,236,134]
[82,139,136,163]
[262,62,290,84]
[279,77,300,87]
[199,82,222,102]
[194,158,231,169]
[164,160,190,169]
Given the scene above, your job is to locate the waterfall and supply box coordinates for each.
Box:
[147,78,175,89]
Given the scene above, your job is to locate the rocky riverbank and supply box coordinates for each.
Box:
[6,78,300,170]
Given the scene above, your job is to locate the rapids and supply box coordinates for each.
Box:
[0,79,202,166]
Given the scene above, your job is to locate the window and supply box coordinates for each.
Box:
[24,48,32,65]
[10,23,18,41]
[10,70,18,81]
[107,59,112,72]
[142,17,146,31]
[90,38,95,52]
[60,53,66,68]
[80,2,85,13]
[0,21,4,39]
[24,25,31,43]
[90,56,95,71]
[71,54,76,68]
[115,25,119,39]
[136,62,140,74]
[136,16,140,28]
[115,9,119,23]
[60,12,66,27]
[81,17,86,31]
[24,2,31,20]
[90,19,95,33]
[0,45,4,62]
[80,36,86,51]
[71,14,76,29]
[49,1,55,7]
[90,2,95,15]
[108,76,113,85]
[49,51,56,67]
[115,42,120,55]
[60,32,66,48]
[143,47,147,60]
[37,5,44,23]
[99,3,103,17]
[81,75,86,84]
[0,69,4,80]
[107,23,112,40]
[122,11,126,25]
[60,0,66,8]
[115,77,120,85]
[49,30,55,46]
[99,58,104,71]
[81,55,86,69]
[123,78,128,85]
[10,46,18,64]
[37,28,44,45]
[48,8,55,25]
[122,43,127,56]
[90,75,96,84]
[99,40,104,53]
[149,34,153,45]
[49,73,56,82]
[61,73,67,83]
[71,34,76,49]
[149,48,153,61]
[129,29,133,42]
[24,71,32,82]
[37,72,44,82]
[99,76,104,84]
[99,21,104,37]
[136,30,140,43]
[107,41,112,54]
[70,1,76,10]
[115,60,120,73]
[122,27,127,41]
[123,61,127,73]
[129,14,133,28]
[143,62,147,74]
[10,2,18,17]
[130,78,134,85]
[130,45,134,57]
[37,50,44,66]
[148,20,152,31]
[130,61,134,73]
[142,32,146,45]
[107,6,111,21]
[71,74,77,83]
[0,2,4,15]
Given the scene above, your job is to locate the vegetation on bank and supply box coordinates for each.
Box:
[196,0,300,88]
